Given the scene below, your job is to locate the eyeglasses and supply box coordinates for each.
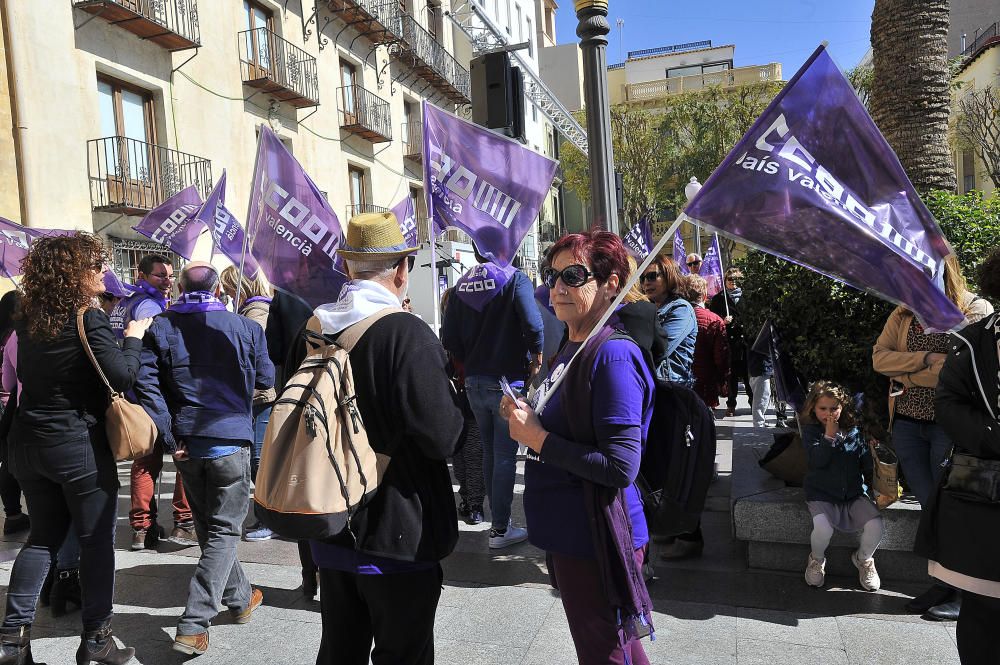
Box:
[148,272,172,281]
[640,271,661,283]
[398,255,416,272]
[541,264,593,289]
[687,261,702,268]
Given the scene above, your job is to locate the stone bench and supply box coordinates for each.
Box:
[731,429,930,583]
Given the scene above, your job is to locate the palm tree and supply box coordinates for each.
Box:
[870,0,957,193]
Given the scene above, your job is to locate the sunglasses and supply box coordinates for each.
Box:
[640,271,661,283]
[542,264,593,289]
[687,261,702,267]
[397,255,416,272]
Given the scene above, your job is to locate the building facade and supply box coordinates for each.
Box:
[952,32,1000,199]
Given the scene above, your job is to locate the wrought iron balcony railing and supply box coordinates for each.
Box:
[402,120,422,161]
[324,0,402,44]
[395,13,471,104]
[345,203,391,219]
[239,27,319,107]
[87,136,212,215]
[338,86,392,143]
[72,0,200,50]
[624,63,783,102]
[962,22,999,60]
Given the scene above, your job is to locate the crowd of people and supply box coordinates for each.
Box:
[0,213,996,664]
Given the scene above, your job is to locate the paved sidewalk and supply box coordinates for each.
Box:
[0,397,959,664]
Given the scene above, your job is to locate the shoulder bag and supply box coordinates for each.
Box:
[76,308,157,461]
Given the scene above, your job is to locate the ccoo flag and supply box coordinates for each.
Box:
[422,102,558,266]
[246,125,348,309]
[132,185,206,260]
[684,45,964,332]
[623,215,653,260]
[701,234,724,299]
[391,195,418,248]
[674,230,689,275]
[194,170,260,278]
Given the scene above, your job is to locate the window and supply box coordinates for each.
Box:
[97,76,156,187]
[426,3,443,41]
[243,1,274,74]
[526,17,533,56]
[667,61,732,78]
[402,99,416,146]
[545,7,554,39]
[962,150,976,193]
[410,185,429,243]
[340,59,358,121]
[515,4,522,40]
[348,165,367,212]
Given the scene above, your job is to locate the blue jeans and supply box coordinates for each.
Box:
[892,418,952,508]
[251,404,272,484]
[465,375,519,531]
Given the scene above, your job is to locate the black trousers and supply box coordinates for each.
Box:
[316,564,443,665]
[958,591,1000,665]
[726,344,752,411]
[4,428,118,631]
[0,460,22,516]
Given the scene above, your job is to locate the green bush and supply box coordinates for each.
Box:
[737,190,1000,420]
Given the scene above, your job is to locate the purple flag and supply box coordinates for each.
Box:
[674,230,690,275]
[423,102,558,266]
[622,215,653,260]
[0,219,77,278]
[195,170,260,278]
[102,270,136,298]
[702,234,724,299]
[391,195,418,248]
[454,262,516,311]
[685,45,963,332]
[246,126,348,309]
[132,185,206,260]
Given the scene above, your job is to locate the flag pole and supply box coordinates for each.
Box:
[716,232,730,319]
[421,102,442,336]
[534,215,687,414]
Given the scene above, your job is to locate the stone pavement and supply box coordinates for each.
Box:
[0,396,960,664]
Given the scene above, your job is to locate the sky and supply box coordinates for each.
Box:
[555,0,877,75]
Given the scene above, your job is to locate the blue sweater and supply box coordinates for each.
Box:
[135,310,275,452]
[441,271,545,380]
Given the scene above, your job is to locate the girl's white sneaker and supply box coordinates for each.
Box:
[804,553,826,587]
[852,550,881,591]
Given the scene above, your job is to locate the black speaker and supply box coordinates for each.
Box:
[470,51,525,142]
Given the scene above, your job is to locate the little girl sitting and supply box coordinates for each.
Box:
[801,381,884,591]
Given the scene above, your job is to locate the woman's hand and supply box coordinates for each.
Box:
[925,352,947,367]
[501,397,548,453]
[823,414,840,439]
[124,317,153,339]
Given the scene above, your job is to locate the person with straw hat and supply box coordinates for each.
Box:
[305,212,464,665]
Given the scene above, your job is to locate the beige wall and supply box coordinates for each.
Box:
[952,45,1000,199]
[0,2,21,223]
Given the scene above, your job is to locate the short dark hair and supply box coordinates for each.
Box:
[547,231,630,287]
[978,248,1000,302]
[179,265,219,293]
[138,254,171,276]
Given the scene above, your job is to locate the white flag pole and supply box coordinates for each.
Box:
[421,102,442,336]
[533,214,688,414]
[715,232,730,319]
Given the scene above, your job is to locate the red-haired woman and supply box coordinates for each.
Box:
[504,231,655,664]
[0,234,151,665]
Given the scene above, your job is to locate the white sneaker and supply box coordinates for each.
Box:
[852,550,881,591]
[489,525,528,549]
[804,553,826,587]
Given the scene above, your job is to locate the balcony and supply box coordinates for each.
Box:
[395,14,471,105]
[87,136,212,215]
[338,86,392,142]
[72,0,200,51]
[402,120,422,161]
[962,22,999,63]
[624,63,782,102]
[239,28,319,107]
[345,203,390,219]
[324,0,401,44]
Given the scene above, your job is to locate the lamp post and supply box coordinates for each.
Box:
[684,176,702,254]
[576,0,619,235]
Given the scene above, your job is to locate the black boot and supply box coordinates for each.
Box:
[49,569,82,617]
[301,568,318,600]
[0,625,44,665]
[75,621,134,665]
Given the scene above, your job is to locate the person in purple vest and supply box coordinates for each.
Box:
[504,231,655,665]
[108,254,172,339]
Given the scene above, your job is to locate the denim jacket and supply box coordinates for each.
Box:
[655,297,697,387]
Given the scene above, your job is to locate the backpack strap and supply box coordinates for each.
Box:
[335,307,404,353]
[664,302,697,361]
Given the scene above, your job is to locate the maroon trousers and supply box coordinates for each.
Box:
[548,547,651,665]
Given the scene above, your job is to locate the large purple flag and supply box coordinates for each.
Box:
[684,45,963,332]
[391,195,418,248]
[195,170,260,278]
[423,102,558,266]
[623,215,653,260]
[132,185,206,260]
[0,219,76,278]
[674,230,690,275]
[702,234,724,299]
[246,126,348,309]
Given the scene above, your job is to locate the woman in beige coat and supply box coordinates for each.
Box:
[872,255,993,619]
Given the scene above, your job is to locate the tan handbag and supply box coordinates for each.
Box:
[868,440,902,509]
[76,309,157,461]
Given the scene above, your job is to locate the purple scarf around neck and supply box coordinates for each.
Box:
[455,263,516,312]
[170,291,228,314]
[135,279,166,306]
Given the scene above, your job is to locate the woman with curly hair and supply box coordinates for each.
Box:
[0,234,151,665]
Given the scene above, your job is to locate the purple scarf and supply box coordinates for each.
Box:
[170,291,228,314]
[243,296,272,306]
[534,284,555,316]
[455,263,516,312]
[134,279,166,307]
[560,320,654,645]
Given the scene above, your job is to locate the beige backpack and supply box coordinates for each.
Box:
[253,309,396,540]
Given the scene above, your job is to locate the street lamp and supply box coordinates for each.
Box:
[576,0,619,235]
[684,176,703,254]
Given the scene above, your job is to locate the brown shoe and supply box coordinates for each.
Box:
[173,631,209,655]
[231,588,263,624]
[130,529,147,551]
[169,524,198,547]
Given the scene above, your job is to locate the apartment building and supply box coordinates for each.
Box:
[1,0,470,280]
[952,17,1000,199]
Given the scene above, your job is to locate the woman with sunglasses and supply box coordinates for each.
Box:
[503,231,655,665]
[641,254,697,387]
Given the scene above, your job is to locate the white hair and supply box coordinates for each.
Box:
[344,256,400,280]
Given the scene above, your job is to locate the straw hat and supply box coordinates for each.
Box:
[338,211,418,261]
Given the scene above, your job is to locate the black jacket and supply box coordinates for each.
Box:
[297,312,465,562]
[12,308,142,445]
[266,291,314,389]
[710,290,747,348]
[916,314,1000,583]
